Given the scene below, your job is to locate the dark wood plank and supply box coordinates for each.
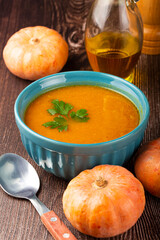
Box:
[0,0,160,239]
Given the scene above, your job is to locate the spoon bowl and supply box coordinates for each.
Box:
[0,153,77,240]
[0,153,39,199]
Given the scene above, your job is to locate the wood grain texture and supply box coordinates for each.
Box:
[0,0,160,240]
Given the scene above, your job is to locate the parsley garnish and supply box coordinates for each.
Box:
[43,99,89,132]
[48,100,73,116]
[70,109,89,122]
[43,116,68,132]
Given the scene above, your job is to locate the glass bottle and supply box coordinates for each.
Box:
[85,0,143,82]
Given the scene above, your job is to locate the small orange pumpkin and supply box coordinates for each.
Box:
[3,26,68,80]
[135,138,160,198]
[63,165,145,238]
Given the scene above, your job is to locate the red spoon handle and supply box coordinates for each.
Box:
[41,210,77,240]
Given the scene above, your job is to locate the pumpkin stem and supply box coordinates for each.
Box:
[30,37,40,44]
[93,176,108,189]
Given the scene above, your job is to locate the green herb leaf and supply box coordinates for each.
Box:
[70,109,89,122]
[43,116,68,132]
[42,121,59,129]
[47,109,57,115]
[54,116,67,125]
[51,99,73,116]
[58,125,68,132]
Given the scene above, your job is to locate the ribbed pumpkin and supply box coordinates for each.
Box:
[3,26,68,80]
[135,138,160,198]
[63,165,145,238]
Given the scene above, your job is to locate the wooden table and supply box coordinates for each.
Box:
[0,0,159,239]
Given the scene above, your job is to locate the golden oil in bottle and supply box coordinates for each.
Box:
[85,32,141,82]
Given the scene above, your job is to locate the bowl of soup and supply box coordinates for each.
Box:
[14,71,149,179]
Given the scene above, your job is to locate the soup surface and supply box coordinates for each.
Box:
[25,85,139,144]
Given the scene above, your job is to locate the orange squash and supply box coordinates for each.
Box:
[135,138,160,198]
[3,26,68,80]
[63,165,145,238]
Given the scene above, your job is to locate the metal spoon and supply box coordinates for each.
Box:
[0,153,77,240]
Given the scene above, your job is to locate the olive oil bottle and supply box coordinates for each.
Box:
[85,32,141,82]
[85,0,143,82]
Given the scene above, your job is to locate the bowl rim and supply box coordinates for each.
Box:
[14,71,150,148]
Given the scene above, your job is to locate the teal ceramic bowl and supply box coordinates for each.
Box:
[14,71,149,179]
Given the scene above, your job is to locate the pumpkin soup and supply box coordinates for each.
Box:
[25,85,139,144]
